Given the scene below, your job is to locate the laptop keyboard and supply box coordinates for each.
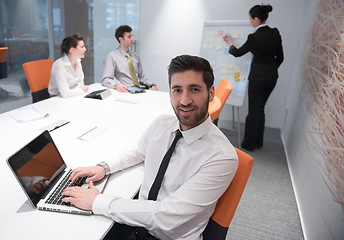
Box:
[45,170,88,206]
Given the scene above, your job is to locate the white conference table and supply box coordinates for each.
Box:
[0,84,174,239]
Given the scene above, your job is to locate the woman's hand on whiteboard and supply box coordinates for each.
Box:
[223,34,233,46]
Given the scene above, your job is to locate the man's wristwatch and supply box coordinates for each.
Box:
[97,161,110,175]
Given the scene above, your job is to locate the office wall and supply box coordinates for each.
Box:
[281,0,344,239]
[139,0,308,129]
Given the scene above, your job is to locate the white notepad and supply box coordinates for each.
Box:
[9,106,49,122]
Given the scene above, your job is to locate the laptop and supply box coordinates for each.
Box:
[7,130,109,215]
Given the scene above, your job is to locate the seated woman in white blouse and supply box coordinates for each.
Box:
[48,34,89,97]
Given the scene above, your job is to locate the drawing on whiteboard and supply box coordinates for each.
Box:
[200,20,254,107]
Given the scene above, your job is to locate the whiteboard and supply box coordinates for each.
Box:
[200,20,254,107]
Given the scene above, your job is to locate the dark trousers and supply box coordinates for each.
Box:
[103,222,159,240]
[242,80,277,150]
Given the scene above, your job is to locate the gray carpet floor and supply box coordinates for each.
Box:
[218,120,304,240]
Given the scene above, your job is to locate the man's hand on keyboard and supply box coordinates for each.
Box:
[62,181,100,210]
[70,166,105,184]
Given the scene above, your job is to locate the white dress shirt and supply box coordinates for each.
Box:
[255,23,267,31]
[101,48,154,89]
[48,55,85,97]
[92,115,238,240]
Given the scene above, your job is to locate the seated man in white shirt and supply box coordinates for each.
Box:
[102,25,158,93]
[63,55,238,240]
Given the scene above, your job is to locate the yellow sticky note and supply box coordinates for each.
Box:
[216,43,223,50]
[234,63,241,70]
[232,30,240,38]
[209,60,216,66]
[234,72,239,81]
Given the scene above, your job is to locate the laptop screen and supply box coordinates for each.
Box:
[7,130,66,206]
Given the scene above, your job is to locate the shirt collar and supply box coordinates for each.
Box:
[255,24,268,32]
[118,47,132,57]
[62,54,71,66]
[62,54,81,66]
[172,115,213,145]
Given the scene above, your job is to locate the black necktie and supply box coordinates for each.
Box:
[148,130,183,200]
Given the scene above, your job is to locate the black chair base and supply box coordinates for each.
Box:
[0,62,7,79]
[32,88,49,103]
[203,218,228,240]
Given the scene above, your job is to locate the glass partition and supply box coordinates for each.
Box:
[0,0,139,113]
[93,0,140,83]
[0,0,49,109]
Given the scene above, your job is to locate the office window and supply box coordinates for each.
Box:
[0,0,49,112]
[93,0,140,83]
[105,1,140,33]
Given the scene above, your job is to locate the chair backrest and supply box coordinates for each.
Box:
[203,148,254,240]
[23,59,53,103]
[208,80,233,124]
[0,47,8,79]
[215,79,233,105]
[0,47,8,63]
[208,96,221,122]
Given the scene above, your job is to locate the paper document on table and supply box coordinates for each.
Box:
[9,106,49,123]
[115,97,140,104]
[78,127,108,141]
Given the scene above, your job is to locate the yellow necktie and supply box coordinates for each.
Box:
[126,53,140,87]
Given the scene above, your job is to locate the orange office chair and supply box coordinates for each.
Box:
[0,47,8,79]
[209,80,233,125]
[203,148,254,240]
[23,59,53,103]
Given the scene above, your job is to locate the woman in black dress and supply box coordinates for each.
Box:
[223,4,284,151]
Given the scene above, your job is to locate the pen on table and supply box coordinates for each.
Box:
[32,106,49,118]
[49,121,70,132]
[78,126,97,138]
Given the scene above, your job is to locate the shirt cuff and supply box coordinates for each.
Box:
[92,194,116,215]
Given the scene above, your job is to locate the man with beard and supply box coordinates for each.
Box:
[62,55,238,240]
